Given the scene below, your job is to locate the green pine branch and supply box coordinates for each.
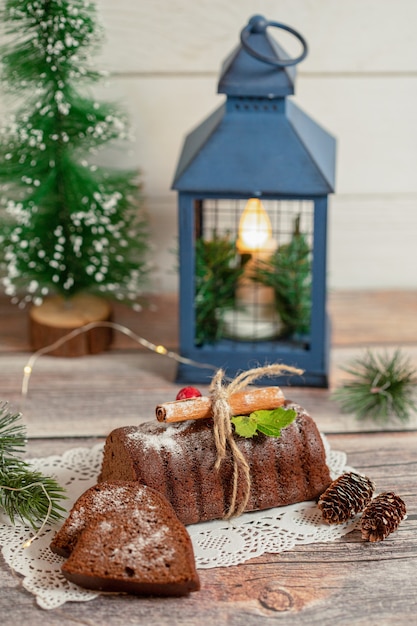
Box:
[0,404,66,530]
[195,233,249,345]
[332,349,417,423]
[0,405,26,457]
[252,216,312,336]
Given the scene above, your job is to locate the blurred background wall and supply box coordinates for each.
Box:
[6,0,417,293]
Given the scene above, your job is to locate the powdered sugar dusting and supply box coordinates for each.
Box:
[66,506,86,534]
[126,421,190,454]
[96,519,113,534]
[64,484,151,537]
[89,484,146,512]
[97,511,175,568]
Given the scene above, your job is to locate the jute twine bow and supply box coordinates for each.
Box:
[209,363,304,519]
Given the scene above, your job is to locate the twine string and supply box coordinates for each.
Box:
[209,363,304,520]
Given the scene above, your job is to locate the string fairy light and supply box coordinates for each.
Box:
[21,320,218,398]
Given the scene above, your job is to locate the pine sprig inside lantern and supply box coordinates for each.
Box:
[195,234,249,345]
[251,215,311,337]
[0,0,149,309]
[333,349,417,422]
[0,403,66,531]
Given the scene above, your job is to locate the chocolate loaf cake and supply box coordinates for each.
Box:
[99,401,331,525]
[61,503,200,596]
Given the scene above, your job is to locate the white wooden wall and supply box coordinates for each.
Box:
[5,0,417,292]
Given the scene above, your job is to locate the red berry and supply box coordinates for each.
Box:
[176,386,202,400]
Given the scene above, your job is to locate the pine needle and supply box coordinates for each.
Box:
[0,404,66,530]
[195,234,248,345]
[252,215,311,336]
[0,402,26,457]
[332,349,417,423]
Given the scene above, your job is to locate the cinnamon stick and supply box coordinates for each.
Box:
[156,386,285,423]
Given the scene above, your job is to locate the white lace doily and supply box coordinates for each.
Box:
[0,437,358,610]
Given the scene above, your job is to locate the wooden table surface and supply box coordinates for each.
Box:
[1,291,416,625]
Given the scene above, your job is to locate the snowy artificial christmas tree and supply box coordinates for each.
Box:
[0,0,149,355]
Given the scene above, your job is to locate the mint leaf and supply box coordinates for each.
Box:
[230,414,258,438]
[232,407,297,438]
[256,422,282,437]
[255,407,297,437]
[278,407,297,427]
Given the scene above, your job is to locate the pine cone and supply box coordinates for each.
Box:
[318,472,375,524]
[361,492,406,542]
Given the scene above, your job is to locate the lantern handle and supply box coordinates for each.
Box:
[240,15,308,67]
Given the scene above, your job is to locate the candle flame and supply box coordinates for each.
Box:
[237,198,272,253]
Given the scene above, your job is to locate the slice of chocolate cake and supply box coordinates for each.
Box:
[61,505,200,596]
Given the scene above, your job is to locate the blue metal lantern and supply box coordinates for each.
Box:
[172,15,336,387]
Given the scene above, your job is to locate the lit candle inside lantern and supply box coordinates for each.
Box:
[223,198,281,340]
[237,198,273,255]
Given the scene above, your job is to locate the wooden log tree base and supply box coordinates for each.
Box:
[29,294,113,357]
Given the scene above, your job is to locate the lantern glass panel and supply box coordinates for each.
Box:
[193,198,314,350]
